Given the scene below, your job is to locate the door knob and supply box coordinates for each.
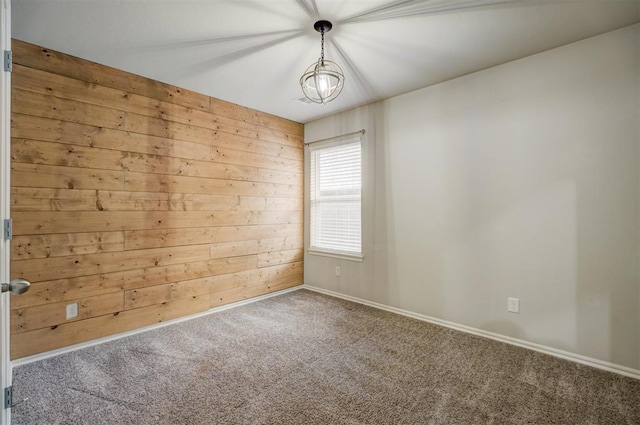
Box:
[1,278,30,295]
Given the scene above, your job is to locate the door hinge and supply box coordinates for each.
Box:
[3,386,11,409]
[3,218,11,240]
[3,50,11,73]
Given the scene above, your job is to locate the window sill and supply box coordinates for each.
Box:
[307,249,364,262]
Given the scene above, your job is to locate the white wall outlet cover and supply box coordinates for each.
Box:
[335,266,341,277]
[66,302,79,319]
[508,297,520,314]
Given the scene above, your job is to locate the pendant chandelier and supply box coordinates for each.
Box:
[299,20,344,104]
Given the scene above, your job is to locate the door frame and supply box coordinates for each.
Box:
[0,0,11,423]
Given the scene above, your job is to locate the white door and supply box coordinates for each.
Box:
[0,0,11,421]
[0,0,25,423]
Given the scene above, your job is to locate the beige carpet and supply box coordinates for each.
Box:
[11,289,640,424]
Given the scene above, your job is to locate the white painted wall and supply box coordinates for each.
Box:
[304,24,640,370]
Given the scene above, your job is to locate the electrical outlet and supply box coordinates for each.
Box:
[335,266,341,277]
[508,297,520,314]
[66,302,78,319]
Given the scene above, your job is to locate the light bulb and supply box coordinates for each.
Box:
[318,74,330,97]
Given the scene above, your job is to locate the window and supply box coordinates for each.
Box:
[309,138,362,259]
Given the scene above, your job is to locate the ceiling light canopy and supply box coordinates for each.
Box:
[300,20,344,104]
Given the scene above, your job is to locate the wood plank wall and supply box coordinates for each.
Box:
[8,40,304,359]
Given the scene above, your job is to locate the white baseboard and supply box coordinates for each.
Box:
[12,286,302,368]
[302,284,640,380]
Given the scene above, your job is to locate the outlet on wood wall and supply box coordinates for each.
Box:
[9,40,304,359]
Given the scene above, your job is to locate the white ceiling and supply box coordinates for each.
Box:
[11,0,640,124]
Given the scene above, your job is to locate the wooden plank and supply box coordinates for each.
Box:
[121,254,258,291]
[124,101,302,148]
[10,255,258,309]
[13,64,193,126]
[12,58,303,148]
[98,192,267,213]
[12,138,259,182]
[211,145,301,173]
[13,67,303,160]
[11,114,66,146]
[209,97,303,138]
[124,107,301,154]
[209,286,257,308]
[13,89,125,131]
[11,292,123,333]
[13,63,133,116]
[12,40,303,141]
[12,187,95,212]
[143,263,302,309]
[12,116,300,185]
[12,39,211,112]
[256,273,303,293]
[208,261,303,293]
[12,138,125,171]
[125,261,303,310]
[128,91,304,152]
[204,269,255,293]
[12,114,212,162]
[9,273,127,310]
[127,145,257,181]
[197,111,302,148]
[209,240,263,260]
[11,187,268,212]
[124,171,302,197]
[10,294,211,359]
[268,273,303,289]
[257,168,303,186]
[258,261,303,280]
[209,237,303,259]
[123,112,303,172]
[209,275,302,308]
[211,131,302,161]
[11,231,124,260]
[206,262,302,293]
[258,249,304,268]
[124,224,302,250]
[12,163,125,190]
[13,210,266,235]
[265,197,303,211]
[257,210,303,225]
[11,244,212,282]
[125,276,212,310]
[94,191,266,213]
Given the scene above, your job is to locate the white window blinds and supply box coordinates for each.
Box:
[310,139,362,256]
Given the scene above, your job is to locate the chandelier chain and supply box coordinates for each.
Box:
[320,29,325,65]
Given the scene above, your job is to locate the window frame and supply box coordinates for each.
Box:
[307,135,364,262]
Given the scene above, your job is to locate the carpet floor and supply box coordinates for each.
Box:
[11,289,640,424]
